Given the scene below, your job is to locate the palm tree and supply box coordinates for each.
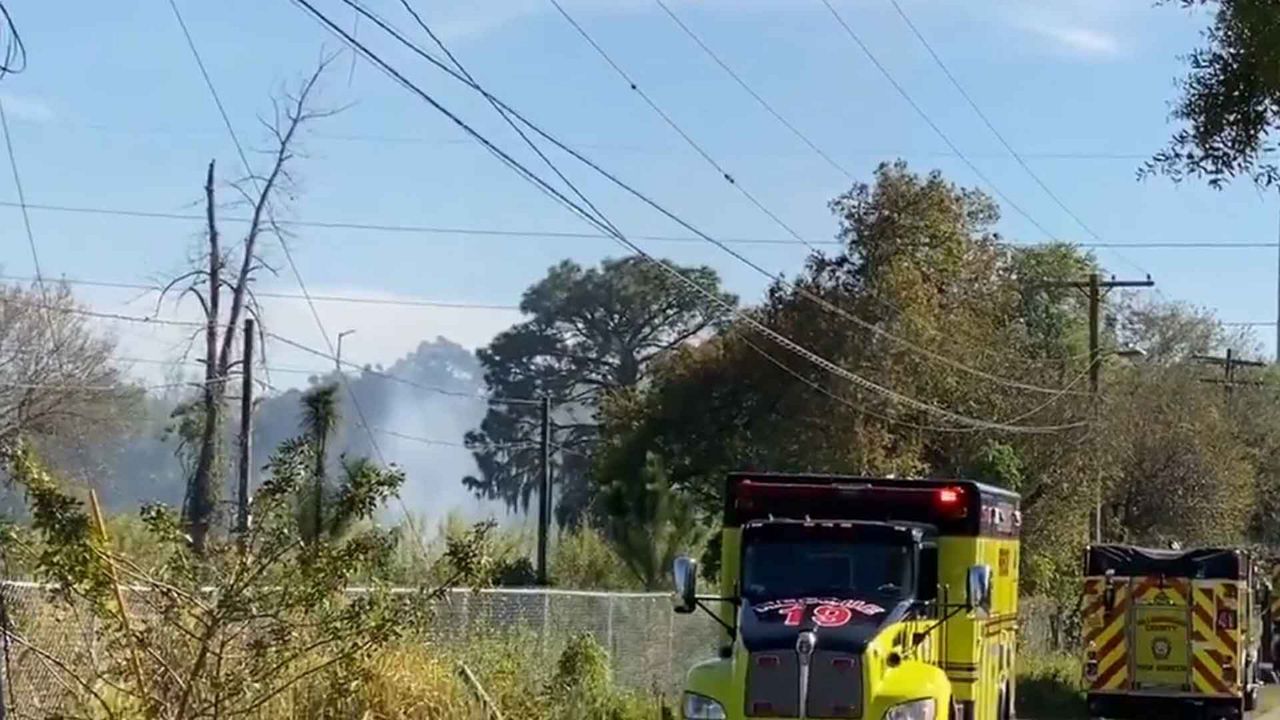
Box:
[299,383,340,543]
[602,453,706,590]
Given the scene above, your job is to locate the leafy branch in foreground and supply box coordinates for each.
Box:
[0,432,496,719]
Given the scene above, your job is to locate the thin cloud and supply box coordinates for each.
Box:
[0,93,55,123]
[1020,20,1122,59]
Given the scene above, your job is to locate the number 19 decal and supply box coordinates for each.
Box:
[778,603,853,628]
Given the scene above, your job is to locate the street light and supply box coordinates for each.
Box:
[336,329,357,372]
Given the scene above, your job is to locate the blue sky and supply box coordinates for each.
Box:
[1,0,1275,379]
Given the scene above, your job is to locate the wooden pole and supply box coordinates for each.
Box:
[89,489,149,704]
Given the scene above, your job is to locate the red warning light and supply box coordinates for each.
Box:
[938,488,961,505]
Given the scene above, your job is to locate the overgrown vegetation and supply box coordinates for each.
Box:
[1016,652,1085,719]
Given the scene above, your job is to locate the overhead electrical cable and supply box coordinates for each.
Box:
[0,273,522,311]
[882,0,1155,283]
[651,0,852,180]
[325,0,1086,398]
[289,0,1085,434]
[0,200,1265,250]
[543,0,824,252]
[331,0,1087,398]
[817,0,1061,243]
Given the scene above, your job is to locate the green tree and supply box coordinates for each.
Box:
[298,383,340,543]
[464,256,735,527]
[597,162,1098,518]
[598,453,706,590]
[0,429,493,719]
[1098,365,1255,545]
[593,162,1115,609]
[1148,0,1280,187]
[550,525,637,590]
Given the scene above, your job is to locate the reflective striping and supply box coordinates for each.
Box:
[1083,577,1130,691]
[1190,580,1243,697]
[1192,655,1232,695]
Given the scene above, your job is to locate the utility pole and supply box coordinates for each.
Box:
[536,396,552,586]
[1049,272,1155,544]
[237,318,254,538]
[336,329,356,373]
[1194,348,1267,408]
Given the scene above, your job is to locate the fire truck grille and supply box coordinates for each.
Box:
[745,651,800,717]
[806,651,862,718]
[744,651,862,718]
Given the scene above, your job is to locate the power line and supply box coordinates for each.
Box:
[883,0,1153,282]
[291,0,1085,434]
[0,3,26,80]
[1,199,1270,250]
[652,0,851,180]
[0,273,522,311]
[327,0,1091,399]
[392,0,625,242]
[6,118,1230,163]
[0,294,206,328]
[264,329,541,406]
[887,0,1098,240]
[0,99,38,287]
[545,0,824,253]
[371,6,1088,399]
[818,0,1061,243]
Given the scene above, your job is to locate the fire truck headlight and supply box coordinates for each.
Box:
[682,692,726,720]
[883,698,936,720]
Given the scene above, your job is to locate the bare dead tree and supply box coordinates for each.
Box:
[166,58,340,554]
[0,281,129,444]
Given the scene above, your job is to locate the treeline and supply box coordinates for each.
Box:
[462,161,1280,604]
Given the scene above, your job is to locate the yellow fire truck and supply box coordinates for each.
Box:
[671,473,1021,720]
[1081,545,1268,719]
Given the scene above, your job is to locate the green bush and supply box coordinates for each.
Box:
[1017,652,1084,719]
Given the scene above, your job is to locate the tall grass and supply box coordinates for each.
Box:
[1016,651,1084,719]
[256,632,668,719]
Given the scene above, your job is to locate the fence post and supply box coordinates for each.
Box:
[606,594,615,663]
[667,603,675,687]
[542,591,551,656]
[0,583,13,720]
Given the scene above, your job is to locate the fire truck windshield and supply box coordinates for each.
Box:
[742,538,915,602]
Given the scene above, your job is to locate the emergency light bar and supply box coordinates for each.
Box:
[728,477,986,533]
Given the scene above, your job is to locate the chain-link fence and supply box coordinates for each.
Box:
[1018,595,1077,657]
[0,581,1070,717]
[0,581,725,716]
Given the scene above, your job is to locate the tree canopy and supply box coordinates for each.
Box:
[1149,0,1280,187]
[463,256,735,527]
[591,161,1276,603]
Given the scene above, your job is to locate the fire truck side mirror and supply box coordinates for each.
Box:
[966,564,993,618]
[673,555,698,614]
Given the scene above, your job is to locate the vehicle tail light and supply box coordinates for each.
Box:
[757,655,779,668]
